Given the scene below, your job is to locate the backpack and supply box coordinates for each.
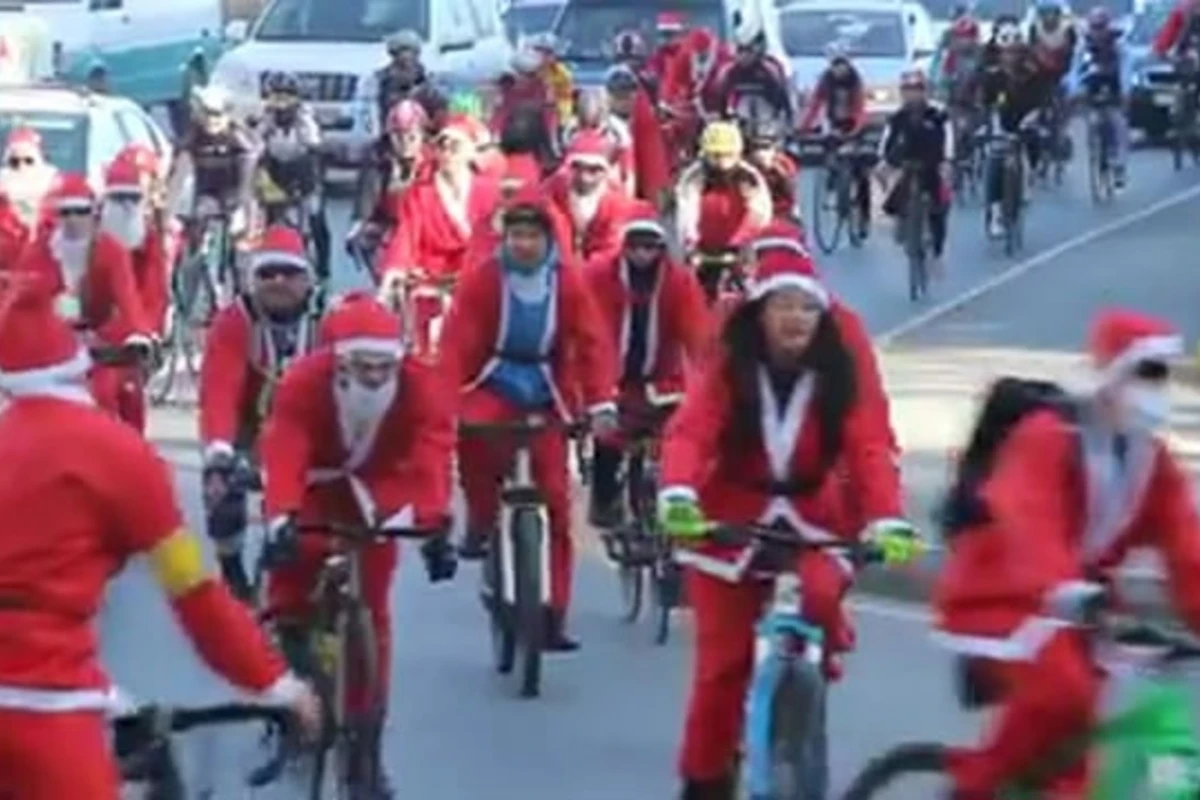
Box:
[940,376,1078,539]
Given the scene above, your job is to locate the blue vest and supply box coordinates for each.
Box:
[485,277,555,409]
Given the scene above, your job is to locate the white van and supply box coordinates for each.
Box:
[0,0,227,107]
[211,0,512,164]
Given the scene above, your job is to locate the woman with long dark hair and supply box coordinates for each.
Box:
[657,245,917,798]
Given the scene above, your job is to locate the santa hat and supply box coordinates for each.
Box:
[0,278,91,397]
[747,244,829,308]
[747,221,810,259]
[657,11,685,32]
[104,154,143,196]
[621,199,666,240]
[49,173,96,213]
[501,154,542,192]
[249,225,311,275]
[4,127,43,157]
[1089,309,1181,387]
[437,115,478,147]
[566,131,611,170]
[502,186,554,231]
[318,291,404,357]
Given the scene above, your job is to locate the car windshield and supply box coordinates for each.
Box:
[506,4,564,42]
[255,0,429,43]
[0,111,87,173]
[1127,4,1170,44]
[780,9,907,58]
[555,2,725,61]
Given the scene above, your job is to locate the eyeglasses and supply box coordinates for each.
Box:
[256,264,307,280]
[57,207,94,218]
[5,156,35,169]
[107,192,143,205]
[625,239,665,252]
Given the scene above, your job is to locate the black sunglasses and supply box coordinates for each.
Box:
[58,207,94,218]
[256,264,306,280]
[1134,360,1170,381]
[5,156,34,169]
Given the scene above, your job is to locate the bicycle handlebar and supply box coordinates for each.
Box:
[704,523,882,562]
[88,343,150,367]
[295,521,443,540]
[459,415,590,440]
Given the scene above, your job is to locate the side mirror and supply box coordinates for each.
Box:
[224,19,249,42]
[732,9,743,27]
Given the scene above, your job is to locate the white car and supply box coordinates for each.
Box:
[771,0,936,124]
[212,0,512,165]
[0,83,173,189]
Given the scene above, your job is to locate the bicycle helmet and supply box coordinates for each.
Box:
[826,41,850,63]
[1036,0,1063,16]
[1087,6,1112,28]
[699,120,743,158]
[746,116,783,146]
[605,65,639,95]
[733,14,766,50]
[657,11,685,35]
[386,29,422,54]
[994,22,1022,47]
[265,71,300,97]
[527,32,561,55]
[612,30,648,61]
[511,47,543,74]
[386,98,428,133]
[951,16,980,40]
[900,68,927,90]
[192,84,231,114]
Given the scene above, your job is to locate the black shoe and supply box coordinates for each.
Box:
[218,553,252,603]
[588,497,624,529]
[458,529,490,561]
[543,608,580,653]
[679,775,735,800]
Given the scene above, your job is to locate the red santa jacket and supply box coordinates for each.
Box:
[584,252,709,394]
[759,153,801,221]
[261,350,454,526]
[199,299,320,457]
[659,353,902,544]
[0,195,28,270]
[564,120,636,197]
[439,254,618,420]
[382,170,500,280]
[0,397,287,700]
[543,170,628,264]
[17,230,149,343]
[675,160,773,251]
[649,42,692,108]
[934,410,1200,658]
[130,219,170,335]
[627,89,672,203]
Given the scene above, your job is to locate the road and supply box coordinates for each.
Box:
[106,140,1200,798]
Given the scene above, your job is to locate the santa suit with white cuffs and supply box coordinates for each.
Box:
[439,191,618,620]
[16,172,153,427]
[657,249,903,782]
[543,131,629,265]
[0,127,58,245]
[934,310,1200,797]
[261,293,454,717]
[0,285,303,799]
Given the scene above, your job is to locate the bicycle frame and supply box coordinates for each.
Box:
[493,440,552,609]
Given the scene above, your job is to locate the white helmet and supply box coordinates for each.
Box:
[192,84,231,114]
[528,32,561,55]
[386,29,422,53]
[512,48,543,74]
[994,24,1022,47]
[825,41,849,62]
[733,14,764,47]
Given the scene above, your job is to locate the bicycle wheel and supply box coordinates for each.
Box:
[1087,122,1109,205]
[745,659,827,800]
[904,186,928,302]
[342,605,380,796]
[486,536,516,676]
[1002,159,1023,257]
[842,742,952,799]
[844,164,866,248]
[512,507,545,698]
[811,163,844,255]
[148,303,179,406]
[619,452,646,623]
[650,549,680,646]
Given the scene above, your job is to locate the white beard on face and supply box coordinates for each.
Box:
[334,375,398,454]
[99,202,147,251]
[568,183,604,230]
[0,164,56,227]
[49,227,90,295]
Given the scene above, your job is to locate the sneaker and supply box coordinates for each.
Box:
[543,608,580,653]
[457,529,490,561]
[987,204,1005,238]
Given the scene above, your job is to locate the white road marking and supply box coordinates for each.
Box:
[876,182,1200,346]
[849,596,932,623]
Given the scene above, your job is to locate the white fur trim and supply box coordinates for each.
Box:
[0,347,91,393]
[748,273,829,307]
[204,441,235,463]
[55,197,93,212]
[751,237,811,258]
[250,250,310,273]
[568,152,609,169]
[931,616,1070,662]
[105,183,142,195]
[658,485,698,505]
[587,400,618,417]
[1099,334,1183,386]
[379,504,414,529]
[259,672,307,704]
[333,337,403,357]
[622,219,666,239]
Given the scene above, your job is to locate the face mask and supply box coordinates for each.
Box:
[1120,382,1170,433]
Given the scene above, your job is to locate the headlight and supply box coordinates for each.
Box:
[867,85,899,107]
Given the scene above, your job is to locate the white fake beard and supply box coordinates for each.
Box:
[99,203,147,250]
[0,164,56,226]
[49,227,90,295]
[568,183,603,229]
[334,376,398,452]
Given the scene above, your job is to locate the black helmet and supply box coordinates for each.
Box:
[747,116,783,146]
[605,66,639,95]
[265,71,300,97]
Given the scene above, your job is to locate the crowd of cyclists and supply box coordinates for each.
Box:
[2,0,1200,797]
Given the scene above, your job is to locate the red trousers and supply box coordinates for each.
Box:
[458,388,574,612]
[679,550,851,780]
[406,286,450,361]
[949,630,1098,795]
[0,709,120,798]
[268,538,399,718]
[89,365,146,433]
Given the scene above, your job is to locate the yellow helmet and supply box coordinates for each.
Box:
[699,121,743,159]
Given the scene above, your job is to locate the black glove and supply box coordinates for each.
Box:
[420,533,457,583]
[261,513,299,570]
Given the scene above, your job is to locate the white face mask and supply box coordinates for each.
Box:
[99,201,147,250]
[1119,381,1171,433]
[334,374,398,449]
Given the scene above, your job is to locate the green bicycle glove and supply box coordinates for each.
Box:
[658,491,708,539]
[868,519,923,566]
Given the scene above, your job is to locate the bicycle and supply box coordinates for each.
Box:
[808,133,870,254]
[949,103,984,202]
[1085,86,1119,205]
[980,123,1026,257]
[896,160,935,303]
[688,249,745,306]
[597,385,684,644]
[460,414,589,699]
[674,521,883,799]
[261,520,437,799]
[114,700,293,799]
[842,616,1200,799]
[1033,90,1070,187]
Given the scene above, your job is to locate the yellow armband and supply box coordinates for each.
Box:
[147,528,211,598]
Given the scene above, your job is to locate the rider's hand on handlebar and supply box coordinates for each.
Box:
[588,405,619,438]
[657,491,709,539]
[262,514,299,569]
[866,518,923,566]
[1045,579,1108,624]
[420,529,458,584]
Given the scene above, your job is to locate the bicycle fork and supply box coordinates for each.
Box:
[490,447,552,608]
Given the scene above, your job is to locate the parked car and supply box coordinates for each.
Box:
[211,0,511,165]
[502,0,566,45]
[1125,1,1175,142]
[0,82,174,187]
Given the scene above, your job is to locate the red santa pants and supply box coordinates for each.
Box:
[89,365,146,433]
[0,708,120,799]
[267,538,399,719]
[948,629,1098,795]
[407,288,450,361]
[679,549,852,781]
[458,388,574,612]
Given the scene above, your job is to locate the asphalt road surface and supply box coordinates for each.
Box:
[108,140,1200,798]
